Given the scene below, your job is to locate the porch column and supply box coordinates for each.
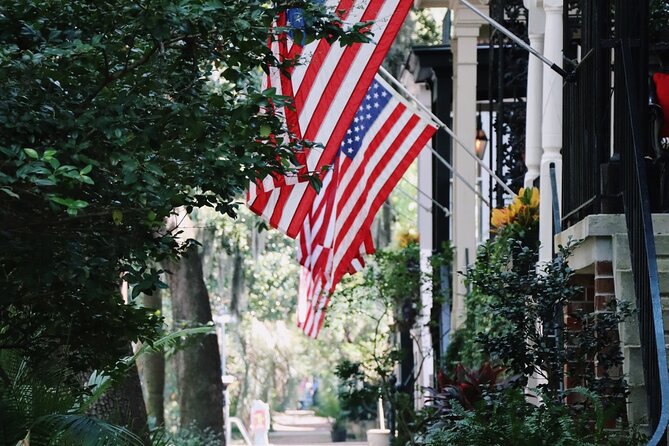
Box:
[539,0,563,263]
[400,67,435,407]
[450,2,487,330]
[523,1,546,187]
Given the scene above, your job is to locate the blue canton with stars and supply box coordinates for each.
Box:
[340,80,393,160]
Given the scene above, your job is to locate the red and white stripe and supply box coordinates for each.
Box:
[247,0,412,238]
[296,165,373,338]
[296,75,437,338]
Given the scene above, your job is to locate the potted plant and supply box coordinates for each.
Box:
[330,415,347,442]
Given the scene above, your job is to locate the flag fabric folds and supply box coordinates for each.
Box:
[296,75,438,338]
[247,0,413,238]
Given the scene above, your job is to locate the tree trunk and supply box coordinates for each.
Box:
[140,289,165,426]
[229,243,244,316]
[233,332,250,420]
[165,242,224,442]
[375,200,393,249]
[86,345,149,441]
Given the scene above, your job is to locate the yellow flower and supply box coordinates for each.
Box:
[491,187,539,231]
[491,208,511,228]
[526,187,539,208]
[509,196,523,220]
[397,230,419,247]
[514,204,533,226]
[518,187,527,198]
[516,187,540,208]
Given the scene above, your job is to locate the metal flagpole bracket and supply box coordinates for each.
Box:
[400,177,452,217]
[457,0,575,82]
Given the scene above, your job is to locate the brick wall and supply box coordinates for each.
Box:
[564,263,626,425]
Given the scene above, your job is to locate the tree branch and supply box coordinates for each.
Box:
[78,43,159,113]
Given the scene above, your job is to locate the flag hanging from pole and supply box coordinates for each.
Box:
[247,0,413,238]
[297,75,437,338]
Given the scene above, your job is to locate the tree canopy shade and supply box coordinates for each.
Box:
[0,0,369,375]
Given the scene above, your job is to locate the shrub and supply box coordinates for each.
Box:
[418,388,646,446]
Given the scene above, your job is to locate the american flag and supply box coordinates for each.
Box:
[297,76,437,338]
[247,0,412,238]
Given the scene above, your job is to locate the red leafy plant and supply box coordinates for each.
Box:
[427,363,520,412]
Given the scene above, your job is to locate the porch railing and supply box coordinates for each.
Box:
[562,0,614,227]
[616,1,669,441]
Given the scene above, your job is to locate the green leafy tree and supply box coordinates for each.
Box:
[0,0,366,372]
[0,0,370,436]
[325,242,451,446]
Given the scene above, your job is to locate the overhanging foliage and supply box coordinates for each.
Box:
[0,0,368,374]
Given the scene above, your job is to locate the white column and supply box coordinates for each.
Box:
[400,69,435,408]
[523,1,546,187]
[450,3,486,331]
[539,0,563,263]
[417,87,434,409]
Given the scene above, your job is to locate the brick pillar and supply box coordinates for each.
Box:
[564,273,595,405]
[593,261,625,426]
[594,261,615,312]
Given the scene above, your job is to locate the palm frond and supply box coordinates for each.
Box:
[29,414,144,446]
[81,325,215,413]
[1,350,81,444]
[133,324,215,359]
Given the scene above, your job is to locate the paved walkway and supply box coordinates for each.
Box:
[269,410,366,446]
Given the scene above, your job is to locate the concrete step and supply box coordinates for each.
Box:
[613,234,669,271]
[623,345,669,386]
[614,271,669,300]
[610,217,669,427]
[615,271,669,345]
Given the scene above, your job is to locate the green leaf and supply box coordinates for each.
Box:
[293,29,304,46]
[259,124,272,138]
[80,175,94,185]
[1,187,19,198]
[23,148,39,159]
[112,209,123,225]
[80,164,92,175]
[47,158,61,169]
[33,178,57,186]
[203,0,224,11]
[145,162,164,176]
[49,196,89,211]
[307,174,322,193]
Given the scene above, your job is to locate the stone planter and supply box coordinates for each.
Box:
[366,428,390,446]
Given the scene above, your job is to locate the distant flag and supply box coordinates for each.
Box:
[296,75,438,338]
[247,0,413,238]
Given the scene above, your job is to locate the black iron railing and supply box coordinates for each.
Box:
[562,0,614,227]
[488,0,528,207]
[616,1,669,443]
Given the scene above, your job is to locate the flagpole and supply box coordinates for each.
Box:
[382,200,415,223]
[400,177,454,215]
[395,183,457,217]
[420,147,492,208]
[394,186,435,215]
[457,0,571,80]
[378,66,516,199]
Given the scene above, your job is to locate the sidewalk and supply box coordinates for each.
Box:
[268,410,366,446]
